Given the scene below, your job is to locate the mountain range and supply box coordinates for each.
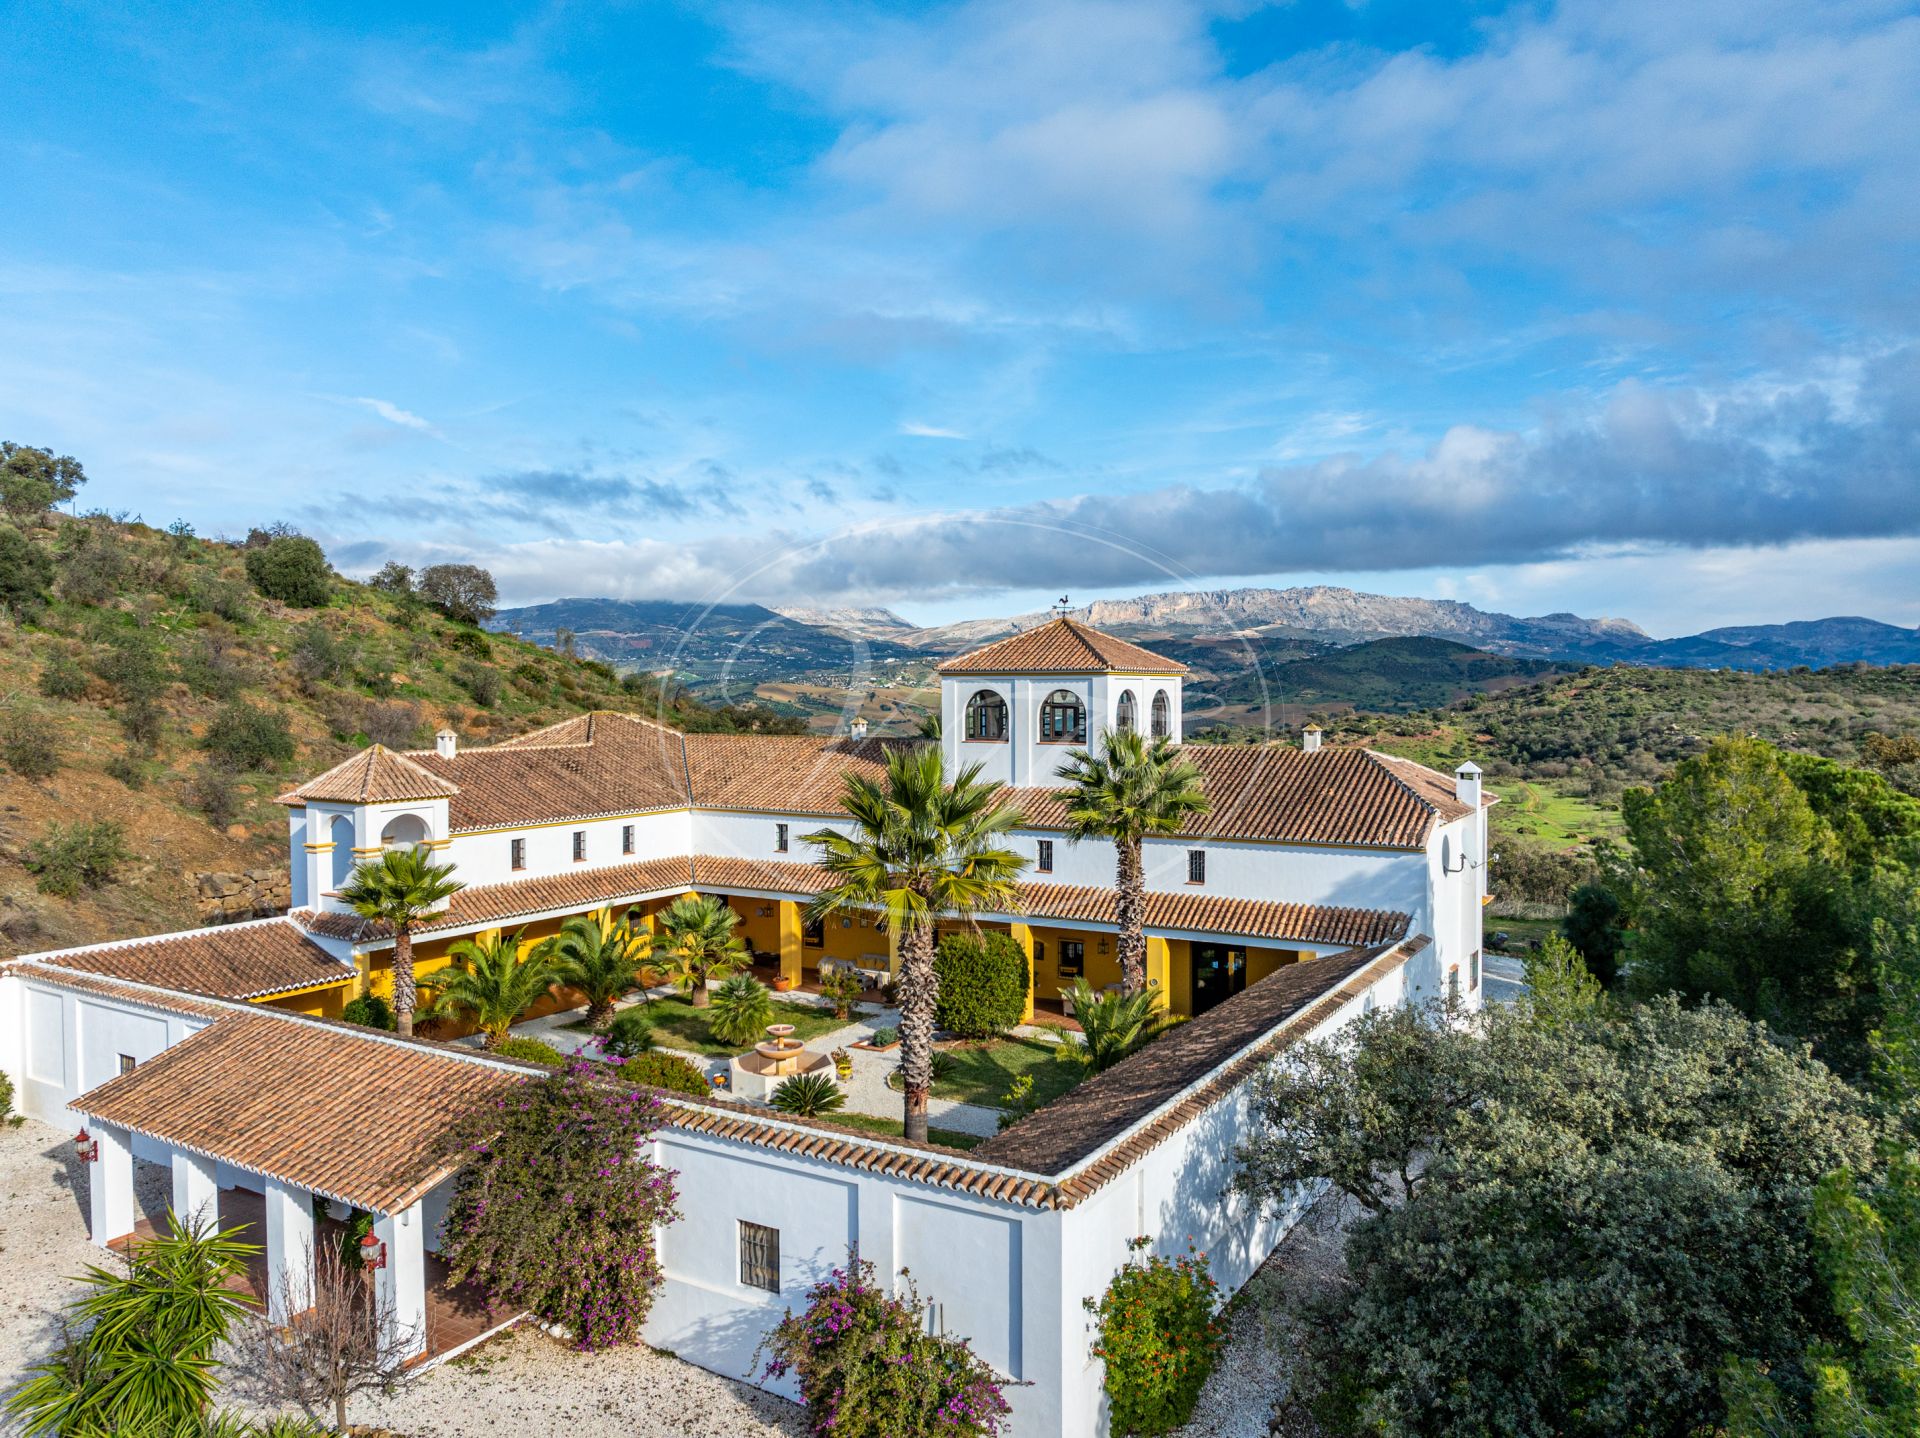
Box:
[491,586,1920,724]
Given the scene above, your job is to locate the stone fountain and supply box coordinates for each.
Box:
[730,1021,834,1102]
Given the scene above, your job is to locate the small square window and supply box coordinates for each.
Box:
[1036,839,1053,873]
[572,830,587,862]
[1187,849,1206,885]
[622,824,635,856]
[775,822,789,853]
[117,1053,136,1076]
[510,837,526,871]
[739,1220,780,1292]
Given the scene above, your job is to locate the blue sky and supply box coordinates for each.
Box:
[3,0,1917,634]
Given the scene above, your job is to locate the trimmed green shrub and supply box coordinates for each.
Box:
[868,1025,899,1047]
[933,932,1029,1038]
[601,1008,655,1059]
[340,994,395,1031]
[707,974,774,1047]
[24,819,128,897]
[202,701,295,770]
[1086,1238,1225,1435]
[617,1048,709,1094]
[494,1036,565,1066]
[770,1071,846,1117]
[243,535,331,607]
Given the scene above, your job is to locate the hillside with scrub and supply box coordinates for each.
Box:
[0,444,799,956]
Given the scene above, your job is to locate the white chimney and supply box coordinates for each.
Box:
[849,717,869,740]
[436,729,458,759]
[1454,760,1481,809]
[1301,724,1322,755]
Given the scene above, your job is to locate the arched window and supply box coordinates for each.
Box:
[1150,689,1171,739]
[964,688,1008,742]
[329,816,354,890]
[380,813,429,850]
[1115,689,1137,732]
[1038,689,1086,744]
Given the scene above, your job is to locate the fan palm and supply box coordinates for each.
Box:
[805,745,1026,1143]
[423,929,556,1048]
[1057,728,1210,995]
[336,846,464,1038]
[550,908,656,1030]
[1059,979,1167,1071]
[651,894,748,1009]
[708,973,775,1046]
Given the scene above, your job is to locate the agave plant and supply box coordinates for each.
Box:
[707,973,775,1047]
[769,1071,846,1117]
[1058,979,1166,1072]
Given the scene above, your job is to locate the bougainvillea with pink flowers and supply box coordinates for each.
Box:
[443,1059,679,1349]
[758,1252,1013,1437]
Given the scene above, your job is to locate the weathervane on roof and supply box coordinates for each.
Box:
[1051,595,1072,619]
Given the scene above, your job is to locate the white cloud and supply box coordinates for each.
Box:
[350,396,443,438]
[898,421,969,439]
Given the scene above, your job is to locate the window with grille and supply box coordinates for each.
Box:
[622,824,635,855]
[775,822,789,853]
[510,837,526,871]
[117,1054,136,1076]
[739,1221,780,1292]
[1187,849,1206,884]
[572,830,586,862]
[964,689,1008,741]
[1037,839,1053,873]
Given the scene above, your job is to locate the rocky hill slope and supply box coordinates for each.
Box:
[0,515,787,957]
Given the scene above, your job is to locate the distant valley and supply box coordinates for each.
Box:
[491,585,1920,734]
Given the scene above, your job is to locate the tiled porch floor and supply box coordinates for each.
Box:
[113,1186,520,1363]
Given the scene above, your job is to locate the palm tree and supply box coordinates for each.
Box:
[1058,978,1166,1071]
[806,746,1026,1144]
[1058,729,1210,997]
[549,908,656,1031]
[337,847,463,1038]
[651,895,748,1009]
[423,929,557,1048]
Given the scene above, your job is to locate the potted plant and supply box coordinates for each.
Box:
[832,1047,853,1081]
[772,972,799,993]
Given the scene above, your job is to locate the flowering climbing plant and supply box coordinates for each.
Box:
[1085,1237,1225,1436]
[442,1058,680,1350]
[757,1252,1013,1438]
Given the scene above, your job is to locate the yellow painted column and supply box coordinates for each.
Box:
[1145,935,1172,1012]
[777,900,803,987]
[1010,922,1036,1023]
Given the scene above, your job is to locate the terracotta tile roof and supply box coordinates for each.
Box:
[19,919,353,1000]
[680,734,913,814]
[685,856,1405,948]
[938,617,1186,675]
[410,713,691,830]
[75,1011,524,1212]
[1004,743,1472,849]
[1015,882,1406,947]
[8,963,228,1019]
[279,745,460,805]
[976,936,1427,1187]
[298,856,699,944]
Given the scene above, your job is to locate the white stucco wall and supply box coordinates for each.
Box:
[943,672,1184,790]
[446,808,693,889]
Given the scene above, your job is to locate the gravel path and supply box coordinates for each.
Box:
[0,1117,801,1438]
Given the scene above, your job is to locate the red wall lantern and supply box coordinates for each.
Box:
[73,1128,98,1164]
[359,1230,387,1271]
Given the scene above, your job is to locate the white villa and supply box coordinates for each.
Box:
[0,617,1490,1437]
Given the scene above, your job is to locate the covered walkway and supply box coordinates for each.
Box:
[110,1185,519,1365]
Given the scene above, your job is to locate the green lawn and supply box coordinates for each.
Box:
[821,1109,985,1152]
[889,1035,1085,1110]
[568,995,846,1058]
[1494,778,1623,848]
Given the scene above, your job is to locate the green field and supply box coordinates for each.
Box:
[1492,779,1624,848]
[886,1035,1085,1110]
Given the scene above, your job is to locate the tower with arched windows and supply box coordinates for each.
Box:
[937,616,1186,786]
[283,745,458,913]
